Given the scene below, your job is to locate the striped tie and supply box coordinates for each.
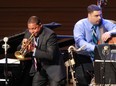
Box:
[91,25,98,60]
[33,37,38,71]
[92,25,98,44]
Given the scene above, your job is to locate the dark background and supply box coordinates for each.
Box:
[0,1,116,86]
[0,0,116,39]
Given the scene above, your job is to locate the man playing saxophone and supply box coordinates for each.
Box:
[16,16,65,86]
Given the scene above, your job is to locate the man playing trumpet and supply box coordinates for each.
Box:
[16,16,65,86]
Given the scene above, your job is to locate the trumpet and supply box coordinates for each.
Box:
[14,33,35,60]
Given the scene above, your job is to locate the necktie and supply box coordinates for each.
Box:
[91,25,98,60]
[33,37,38,71]
[92,25,98,44]
[34,58,37,70]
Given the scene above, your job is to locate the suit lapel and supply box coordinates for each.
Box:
[38,28,45,47]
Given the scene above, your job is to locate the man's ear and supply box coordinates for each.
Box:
[88,13,92,20]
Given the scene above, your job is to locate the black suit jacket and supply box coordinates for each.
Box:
[24,26,65,82]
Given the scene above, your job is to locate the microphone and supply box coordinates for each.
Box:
[102,45,110,55]
[2,37,10,53]
[68,45,86,53]
[3,37,8,43]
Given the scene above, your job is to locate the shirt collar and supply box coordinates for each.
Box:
[87,18,99,29]
[87,18,93,29]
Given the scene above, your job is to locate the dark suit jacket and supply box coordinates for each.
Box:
[24,26,65,82]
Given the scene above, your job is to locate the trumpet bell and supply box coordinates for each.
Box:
[14,33,35,60]
[14,51,25,60]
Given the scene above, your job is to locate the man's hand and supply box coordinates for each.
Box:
[101,32,111,42]
[21,38,35,52]
[21,38,28,48]
[27,43,35,52]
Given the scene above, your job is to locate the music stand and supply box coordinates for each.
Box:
[94,43,116,85]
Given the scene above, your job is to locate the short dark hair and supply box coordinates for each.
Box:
[27,16,41,25]
[87,4,102,13]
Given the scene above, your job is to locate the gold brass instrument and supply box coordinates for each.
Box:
[66,45,86,86]
[14,33,35,60]
[65,45,77,86]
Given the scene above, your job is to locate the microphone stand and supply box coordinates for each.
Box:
[2,38,10,86]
